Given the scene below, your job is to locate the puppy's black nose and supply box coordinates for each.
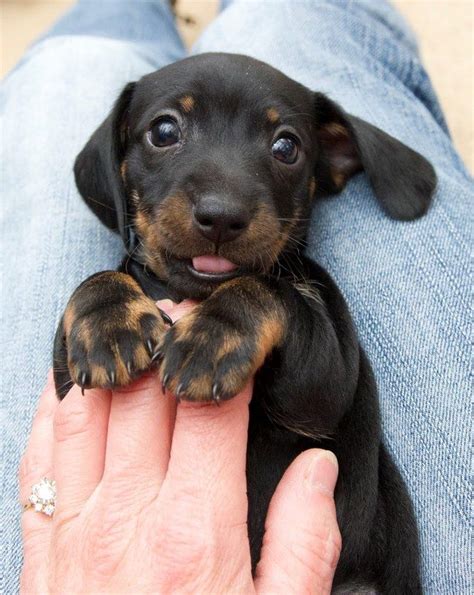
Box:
[193,195,250,244]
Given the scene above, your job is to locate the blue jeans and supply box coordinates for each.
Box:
[1,1,471,592]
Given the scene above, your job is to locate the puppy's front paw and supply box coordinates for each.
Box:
[160,308,283,402]
[64,274,168,391]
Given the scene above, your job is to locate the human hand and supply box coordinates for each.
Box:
[20,300,341,594]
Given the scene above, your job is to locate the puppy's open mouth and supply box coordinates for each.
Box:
[187,255,240,282]
[160,251,245,298]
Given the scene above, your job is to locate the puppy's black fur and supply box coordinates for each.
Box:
[54,53,436,593]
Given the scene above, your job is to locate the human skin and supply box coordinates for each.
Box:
[19,299,341,594]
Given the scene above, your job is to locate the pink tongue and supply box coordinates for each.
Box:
[192,255,238,274]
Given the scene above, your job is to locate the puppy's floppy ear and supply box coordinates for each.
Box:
[74,82,136,244]
[314,92,437,220]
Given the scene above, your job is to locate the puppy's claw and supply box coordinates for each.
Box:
[79,372,88,395]
[175,383,185,398]
[126,361,133,375]
[162,373,170,394]
[212,383,221,405]
[159,309,173,326]
[146,339,155,357]
[152,350,163,364]
[109,370,116,385]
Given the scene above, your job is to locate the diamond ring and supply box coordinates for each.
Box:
[23,478,56,517]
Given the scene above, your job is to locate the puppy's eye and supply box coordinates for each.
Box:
[148,117,181,147]
[271,136,298,164]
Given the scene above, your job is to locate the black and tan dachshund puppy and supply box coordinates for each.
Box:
[53,53,436,593]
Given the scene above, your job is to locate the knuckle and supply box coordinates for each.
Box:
[261,521,342,588]
[153,523,212,589]
[34,404,54,426]
[82,505,133,579]
[18,452,50,488]
[35,388,57,418]
[326,527,342,569]
[309,524,342,576]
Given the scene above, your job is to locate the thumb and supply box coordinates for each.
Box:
[255,449,341,595]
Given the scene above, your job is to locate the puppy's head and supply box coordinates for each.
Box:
[75,53,436,299]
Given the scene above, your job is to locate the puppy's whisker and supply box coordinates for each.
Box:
[275,217,310,223]
[55,379,74,394]
[85,196,116,211]
[282,111,314,119]
[286,232,307,246]
[278,251,302,285]
[124,238,145,267]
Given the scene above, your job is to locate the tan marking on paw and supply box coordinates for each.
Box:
[69,364,82,386]
[111,271,143,293]
[254,315,285,370]
[76,319,93,351]
[89,364,110,387]
[63,303,76,336]
[171,311,200,343]
[125,294,160,325]
[109,349,130,386]
[216,334,244,361]
[133,343,152,371]
[183,374,213,401]
[124,296,166,353]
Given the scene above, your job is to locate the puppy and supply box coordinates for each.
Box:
[53,53,436,592]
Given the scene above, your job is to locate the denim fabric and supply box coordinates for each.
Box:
[1,0,472,593]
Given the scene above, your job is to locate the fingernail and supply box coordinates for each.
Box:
[306,450,338,495]
[159,309,174,326]
[156,299,175,311]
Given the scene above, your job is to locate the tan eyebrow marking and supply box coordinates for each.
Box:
[179,95,195,113]
[322,122,350,137]
[266,107,280,123]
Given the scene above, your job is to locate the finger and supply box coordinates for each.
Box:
[102,371,176,496]
[19,373,58,565]
[157,296,251,557]
[157,383,252,556]
[82,300,195,499]
[255,449,341,595]
[53,384,111,517]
